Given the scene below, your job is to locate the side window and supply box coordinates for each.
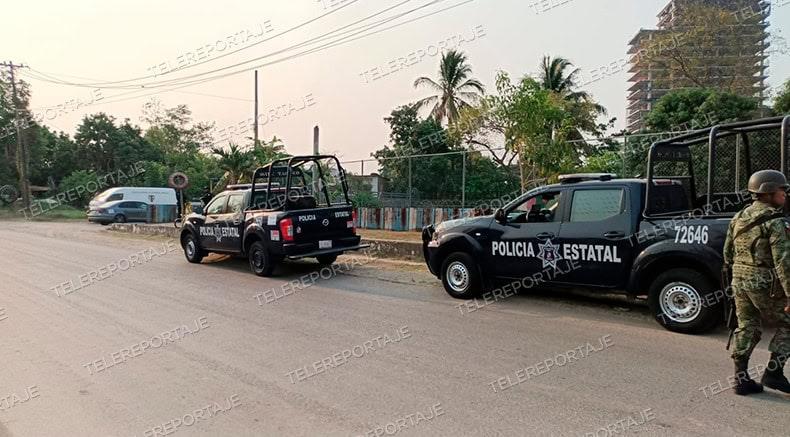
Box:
[118,202,134,209]
[227,194,245,214]
[205,196,227,215]
[137,202,149,209]
[570,189,624,222]
[508,192,562,223]
[107,193,124,201]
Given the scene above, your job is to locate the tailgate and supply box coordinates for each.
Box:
[287,206,355,242]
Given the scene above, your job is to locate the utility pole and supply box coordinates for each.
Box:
[312,126,320,189]
[253,70,259,146]
[1,61,31,210]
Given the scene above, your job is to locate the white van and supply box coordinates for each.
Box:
[89,187,177,210]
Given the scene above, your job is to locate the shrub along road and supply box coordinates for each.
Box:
[0,221,788,436]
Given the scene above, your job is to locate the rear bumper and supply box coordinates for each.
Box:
[281,236,368,259]
[285,244,371,260]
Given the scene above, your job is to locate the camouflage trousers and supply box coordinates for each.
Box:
[730,286,790,361]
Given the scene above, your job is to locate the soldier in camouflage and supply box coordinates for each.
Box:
[723,169,790,395]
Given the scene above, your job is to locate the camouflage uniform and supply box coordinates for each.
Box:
[723,201,790,361]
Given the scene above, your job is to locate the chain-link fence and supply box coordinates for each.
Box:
[342,128,721,209]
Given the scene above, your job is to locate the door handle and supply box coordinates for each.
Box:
[603,231,626,239]
[536,232,555,239]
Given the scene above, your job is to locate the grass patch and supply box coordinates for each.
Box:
[0,203,86,221]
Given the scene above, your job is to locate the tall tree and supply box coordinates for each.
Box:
[413,50,485,125]
[775,79,790,114]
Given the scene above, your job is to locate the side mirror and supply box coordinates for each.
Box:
[494,208,506,224]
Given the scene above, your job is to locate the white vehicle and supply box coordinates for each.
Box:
[89,187,177,210]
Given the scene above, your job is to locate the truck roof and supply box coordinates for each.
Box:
[543,178,646,190]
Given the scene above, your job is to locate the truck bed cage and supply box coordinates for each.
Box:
[250,155,352,211]
[645,115,790,218]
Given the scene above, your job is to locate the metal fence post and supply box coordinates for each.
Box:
[408,156,412,208]
[622,134,628,177]
[461,150,466,208]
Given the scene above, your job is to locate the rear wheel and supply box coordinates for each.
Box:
[648,268,721,334]
[113,214,126,223]
[182,233,204,264]
[249,241,276,277]
[441,252,483,299]
[316,254,338,265]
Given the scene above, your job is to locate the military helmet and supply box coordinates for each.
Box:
[748,170,789,194]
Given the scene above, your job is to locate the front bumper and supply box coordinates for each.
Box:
[87,214,113,223]
[422,225,440,276]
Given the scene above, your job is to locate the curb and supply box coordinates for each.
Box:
[108,223,424,262]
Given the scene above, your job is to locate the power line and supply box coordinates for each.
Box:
[25,0,430,91]
[24,0,365,87]
[21,0,474,110]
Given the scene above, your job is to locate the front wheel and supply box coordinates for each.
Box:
[648,268,721,334]
[441,252,483,299]
[249,241,276,277]
[182,233,204,264]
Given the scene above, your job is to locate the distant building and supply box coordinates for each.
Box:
[627,0,769,131]
[347,173,387,196]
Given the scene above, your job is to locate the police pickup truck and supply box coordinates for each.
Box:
[180,155,367,276]
[422,116,790,334]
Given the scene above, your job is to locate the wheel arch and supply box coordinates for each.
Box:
[629,250,721,296]
[432,233,486,282]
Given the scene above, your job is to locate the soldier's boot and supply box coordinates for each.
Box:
[733,360,763,396]
[761,353,790,394]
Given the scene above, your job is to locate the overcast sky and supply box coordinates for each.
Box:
[4,0,790,172]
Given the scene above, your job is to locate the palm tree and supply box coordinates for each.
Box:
[413,49,485,125]
[211,143,254,186]
[539,55,605,114]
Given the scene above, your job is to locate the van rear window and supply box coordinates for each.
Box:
[107,193,123,201]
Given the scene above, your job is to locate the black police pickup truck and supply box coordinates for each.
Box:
[180,155,367,276]
[423,116,790,334]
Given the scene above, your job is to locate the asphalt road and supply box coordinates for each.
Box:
[1,221,788,437]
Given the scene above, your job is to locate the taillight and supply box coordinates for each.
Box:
[97,208,106,214]
[349,210,357,233]
[279,217,294,242]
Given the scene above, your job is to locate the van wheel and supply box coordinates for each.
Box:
[441,252,483,299]
[249,241,276,277]
[316,254,338,265]
[648,268,721,334]
[182,233,204,264]
[114,214,126,223]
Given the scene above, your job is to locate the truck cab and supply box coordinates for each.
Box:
[180,155,368,276]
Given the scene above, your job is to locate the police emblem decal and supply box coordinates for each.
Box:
[537,239,562,269]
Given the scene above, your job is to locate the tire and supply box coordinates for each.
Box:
[113,214,126,223]
[182,233,204,264]
[316,254,338,265]
[441,252,483,299]
[248,241,276,277]
[648,268,721,334]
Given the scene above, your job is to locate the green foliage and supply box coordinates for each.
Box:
[347,178,382,208]
[58,170,99,207]
[775,79,790,115]
[644,88,757,131]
